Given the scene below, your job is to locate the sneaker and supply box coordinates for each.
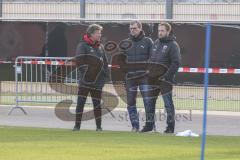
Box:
[140,126,153,133]
[72,126,80,132]
[96,127,103,132]
[131,127,139,132]
[164,128,174,134]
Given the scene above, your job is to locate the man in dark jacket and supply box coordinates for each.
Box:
[123,21,154,132]
[73,24,109,131]
[149,22,181,133]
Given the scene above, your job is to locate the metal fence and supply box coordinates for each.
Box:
[8,56,81,114]
[3,56,240,114]
[0,1,240,113]
[0,0,240,22]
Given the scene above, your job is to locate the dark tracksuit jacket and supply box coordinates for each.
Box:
[75,40,109,89]
[149,34,181,84]
[124,31,153,80]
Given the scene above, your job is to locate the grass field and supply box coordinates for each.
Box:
[0,126,240,160]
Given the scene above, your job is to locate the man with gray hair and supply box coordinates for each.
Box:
[73,24,109,132]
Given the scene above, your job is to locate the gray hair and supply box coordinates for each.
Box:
[129,21,142,29]
[86,24,103,36]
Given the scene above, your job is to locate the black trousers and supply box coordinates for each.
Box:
[75,85,102,129]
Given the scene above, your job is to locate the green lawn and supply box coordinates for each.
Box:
[0,126,240,160]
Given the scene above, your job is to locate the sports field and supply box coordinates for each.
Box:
[0,126,240,160]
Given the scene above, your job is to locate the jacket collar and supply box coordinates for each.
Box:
[83,34,100,48]
[129,31,145,42]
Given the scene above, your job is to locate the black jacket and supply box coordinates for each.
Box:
[149,33,181,84]
[124,31,153,79]
[75,40,108,89]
